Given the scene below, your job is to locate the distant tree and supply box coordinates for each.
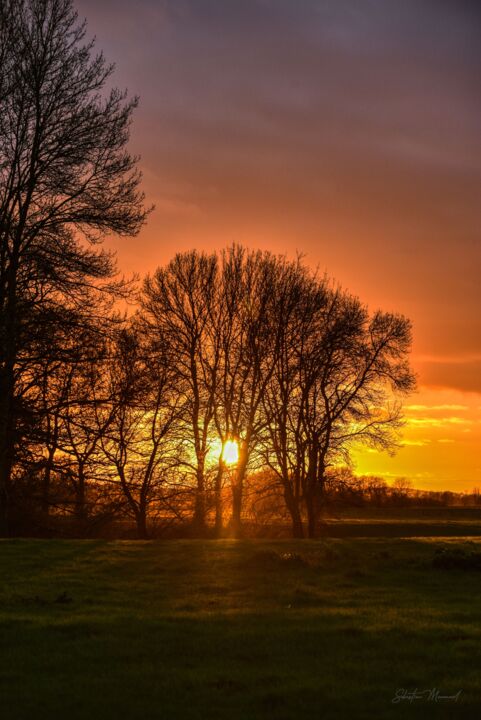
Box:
[0,0,148,534]
[391,477,413,503]
[364,476,389,506]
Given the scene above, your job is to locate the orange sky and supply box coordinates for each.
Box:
[77,0,481,491]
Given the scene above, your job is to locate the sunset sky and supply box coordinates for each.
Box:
[77,0,481,492]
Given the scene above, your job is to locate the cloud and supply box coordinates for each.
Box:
[416,358,481,395]
[401,439,430,446]
[406,404,469,411]
[407,417,473,428]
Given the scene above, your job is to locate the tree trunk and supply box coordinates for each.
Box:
[289,503,304,538]
[0,365,15,537]
[305,486,320,539]
[282,484,304,538]
[229,482,243,537]
[0,302,17,536]
[229,451,248,538]
[41,449,56,516]
[136,507,149,539]
[0,451,12,537]
[193,465,207,535]
[214,462,224,537]
[75,468,87,523]
[306,501,317,538]
[305,446,321,538]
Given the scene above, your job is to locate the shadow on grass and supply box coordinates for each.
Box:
[1,538,481,719]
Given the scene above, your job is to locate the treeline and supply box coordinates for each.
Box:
[320,475,481,510]
[1,0,415,538]
[11,246,415,538]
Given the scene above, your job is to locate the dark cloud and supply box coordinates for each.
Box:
[418,357,481,395]
[76,0,481,394]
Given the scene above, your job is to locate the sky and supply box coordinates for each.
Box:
[76,0,481,492]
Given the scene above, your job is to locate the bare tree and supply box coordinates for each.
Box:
[215,248,315,536]
[264,279,416,537]
[261,265,329,537]
[140,248,415,538]
[0,0,148,533]
[140,252,220,534]
[100,328,184,539]
[56,352,116,523]
[391,477,413,504]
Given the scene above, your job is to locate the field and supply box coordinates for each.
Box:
[321,506,481,537]
[1,538,481,719]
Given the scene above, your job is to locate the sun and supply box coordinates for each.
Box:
[222,439,239,466]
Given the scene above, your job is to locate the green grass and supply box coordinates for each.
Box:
[1,538,481,719]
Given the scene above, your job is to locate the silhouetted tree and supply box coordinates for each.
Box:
[0,0,147,533]
[100,327,185,538]
[56,347,116,523]
[216,248,312,536]
[140,248,415,538]
[264,280,416,537]
[140,252,220,535]
[391,477,413,505]
[262,264,329,536]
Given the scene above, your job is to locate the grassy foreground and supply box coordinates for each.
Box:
[1,538,481,719]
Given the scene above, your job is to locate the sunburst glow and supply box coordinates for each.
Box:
[222,439,239,466]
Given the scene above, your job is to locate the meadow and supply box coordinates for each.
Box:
[1,537,481,719]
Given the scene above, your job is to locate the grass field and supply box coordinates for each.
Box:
[320,506,481,537]
[1,538,481,719]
